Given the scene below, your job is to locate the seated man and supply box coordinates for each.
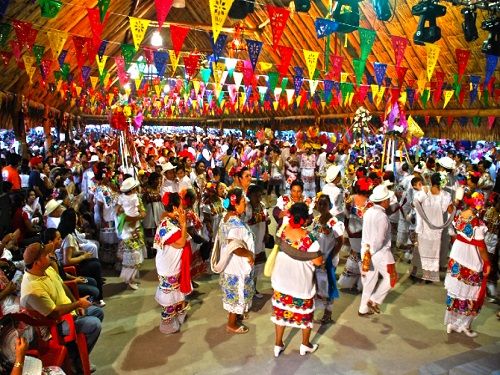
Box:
[20,242,103,372]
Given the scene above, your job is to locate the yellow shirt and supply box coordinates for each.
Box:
[20,266,74,317]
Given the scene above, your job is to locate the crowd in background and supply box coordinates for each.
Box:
[0,126,499,372]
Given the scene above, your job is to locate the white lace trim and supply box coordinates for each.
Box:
[444,276,480,301]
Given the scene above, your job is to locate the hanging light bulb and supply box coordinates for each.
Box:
[151,31,163,47]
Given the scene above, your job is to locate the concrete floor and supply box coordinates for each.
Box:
[91,256,500,375]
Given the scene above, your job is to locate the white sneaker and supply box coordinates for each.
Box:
[128,282,139,290]
[299,343,318,356]
[274,345,285,357]
[95,300,106,307]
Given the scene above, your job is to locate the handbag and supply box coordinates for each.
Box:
[315,268,329,298]
[264,234,275,249]
[263,244,279,277]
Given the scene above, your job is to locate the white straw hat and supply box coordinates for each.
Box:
[45,199,63,216]
[120,177,140,193]
[369,185,394,203]
[325,165,341,183]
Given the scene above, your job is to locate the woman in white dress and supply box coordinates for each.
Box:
[299,148,317,198]
[413,173,455,282]
[214,188,255,334]
[271,202,323,357]
[153,192,192,334]
[445,192,490,337]
[311,194,345,324]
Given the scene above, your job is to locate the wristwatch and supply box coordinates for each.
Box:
[13,362,23,368]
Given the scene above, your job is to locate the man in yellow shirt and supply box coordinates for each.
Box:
[20,242,104,373]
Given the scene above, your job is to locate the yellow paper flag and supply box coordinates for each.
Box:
[23,55,35,73]
[340,72,348,83]
[192,80,200,95]
[375,86,385,107]
[370,84,379,99]
[56,80,62,91]
[75,86,82,96]
[273,101,279,111]
[103,72,110,87]
[259,62,273,71]
[135,78,142,90]
[348,92,355,106]
[398,91,407,104]
[108,93,114,106]
[443,90,453,109]
[436,116,442,124]
[96,55,108,75]
[154,84,160,97]
[303,50,319,80]
[417,78,426,94]
[169,50,181,76]
[129,17,151,51]
[46,30,68,58]
[27,66,36,83]
[209,0,234,43]
[212,61,225,82]
[425,43,440,81]
[90,76,99,89]
[286,89,294,105]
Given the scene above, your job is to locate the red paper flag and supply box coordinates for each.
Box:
[433,71,445,104]
[277,45,293,76]
[391,35,408,68]
[267,5,290,47]
[487,116,495,130]
[72,35,87,68]
[390,87,401,104]
[330,55,343,81]
[446,116,454,127]
[143,47,155,64]
[87,7,109,46]
[183,53,200,78]
[12,20,38,51]
[170,24,189,57]
[455,49,470,82]
[357,85,368,103]
[86,37,99,63]
[424,115,430,126]
[155,0,173,30]
[396,66,408,86]
[40,58,52,82]
[458,83,468,105]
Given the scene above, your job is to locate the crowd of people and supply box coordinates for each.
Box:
[0,127,499,373]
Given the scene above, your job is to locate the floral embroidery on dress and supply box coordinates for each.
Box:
[312,216,338,236]
[161,301,188,321]
[158,273,181,292]
[154,218,180,248]
[350,201,373,218]
[446,294,481,316]
[247,204,267,225]
[280,231,317,252]
[453,215,484,239]
[186,209,202,230]
[272,291,314,327]
[447,258,482,287]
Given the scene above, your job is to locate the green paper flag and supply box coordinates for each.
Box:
[421,89,429,108]
[33,45,45,65]
[280,77,288,90]
[99,68,108,86]
[472,116,480,127]
[61,63,70,80]
[313,68,320,80]
[358,28,376,61]
[0,23,11,47]
[53,70,61,81]
[353,58,366,86]
[38,0,62,18]
[268,72,279,92]
[483,90,489,106]
[136,60,147,76]
[201,68,211,84]
[120,44,136,69]
[97,0,111,23]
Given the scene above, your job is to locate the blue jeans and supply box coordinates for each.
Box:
[60,306,104,354]
[77,277,100,302]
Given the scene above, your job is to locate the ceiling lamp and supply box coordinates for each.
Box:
[481,16,500,56]
[151,31,163,47]
[412,0,447,45]
[173,0,186,8]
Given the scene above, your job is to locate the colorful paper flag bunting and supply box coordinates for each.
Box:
[426,43,440,81]
[443,89,453,109]
[314,18,339,38]
[277,45,293,76]
[209,32,227,62]
[96,55,107,75]
[358,28,376,61]
[484,54,499,86]
[390,35,408,68]
[39,0,62,18]
[97,0,110,22]
[46,30,67,58]
[373,62,387,87]
[155,0,173,30]
[170,24,189,57]
[455,48,470,82]
[169,49,181,76]
[120,43,136,69]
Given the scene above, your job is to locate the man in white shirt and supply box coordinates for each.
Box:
[81,154,98,201]
[316,145,328,189]
[358,185,396,316]
[321,165,344,221]
[160,162,179,197]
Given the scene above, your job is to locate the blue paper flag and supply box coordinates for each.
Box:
[484,54,498,86]
[469,75,481,105]
[98,40,108,60]
[209,33,227,62]
[153,50,169,77]
[374,62,387,87]
[246,39,263,71]
[407,87,415,107]
[58,50,68,68]
[0,0,10,18]
[81,66,91,82]
[314,18,340,38]
[324,79,333,100]
[293,75,303,96]
[294,66,303,78]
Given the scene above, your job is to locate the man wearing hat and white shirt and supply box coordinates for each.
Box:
[358,185,396,316]
[160,162,179,198]
[81,154,99,201]
[44,199,65,229]
[322,165,345,221]
[20,242,104,373]
[316,144,328,190]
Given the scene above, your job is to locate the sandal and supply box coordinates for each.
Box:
[367,301,380,314]
[226,325,249,334]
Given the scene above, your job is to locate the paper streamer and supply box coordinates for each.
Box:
[426,43,440,81]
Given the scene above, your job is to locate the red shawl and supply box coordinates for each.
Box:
[165,230,193,295]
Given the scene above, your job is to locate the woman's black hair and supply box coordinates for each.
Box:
[225,187,244,212]
[289,202,309,224]
[290,179,304,191]
[148,172,161,186]
[41,228,58,244]
[430,172,442,187]
[182,188,197,207]
[247,184,263,197]
[233,166,249,179]
[164,192,181,213]
[57,208,77,238]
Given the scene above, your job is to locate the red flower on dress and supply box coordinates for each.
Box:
[302,236,313,249]
[282,196,290,204]
[283,295,293,305]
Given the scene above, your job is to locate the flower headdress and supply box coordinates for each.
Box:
[463,192,485,211]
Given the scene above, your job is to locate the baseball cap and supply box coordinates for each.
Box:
[23,242,54,265]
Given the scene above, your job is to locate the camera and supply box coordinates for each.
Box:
[412,0,447,45]
[481,16,500,56]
